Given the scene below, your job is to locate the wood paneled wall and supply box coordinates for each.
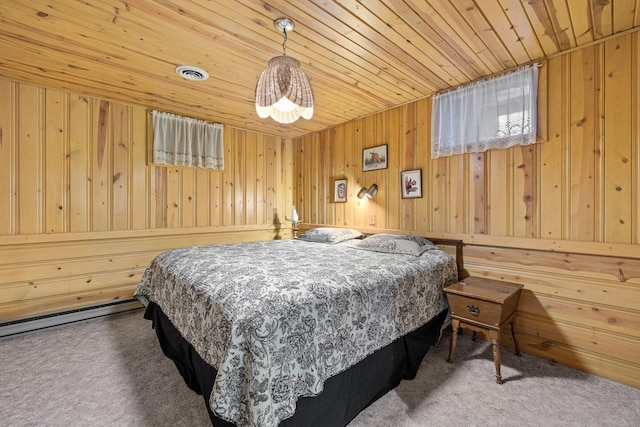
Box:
[0,78,294,320]
[293,32,640,388]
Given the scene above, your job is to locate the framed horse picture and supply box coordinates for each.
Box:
[362,144,388,171]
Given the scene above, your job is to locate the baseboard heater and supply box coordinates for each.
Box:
[0,299,143,339]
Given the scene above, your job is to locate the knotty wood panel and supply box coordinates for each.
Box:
[92,99,111,231]
[518,296,640,341]
[18,85,42,235]
[604,36,633,243]
[44,90,66,234]
[517,333,639,388]
[494,312,640,382]
[69,95,91,232]
[0,80,13,235]
[0,78,293,321]
[415,99,431,232]
[293,32,640,388]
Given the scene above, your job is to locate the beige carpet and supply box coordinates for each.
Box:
[1,309,638,427]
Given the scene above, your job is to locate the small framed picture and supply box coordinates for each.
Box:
[334,179,347,202]
[401,169,422,199]
[362,144,388,171]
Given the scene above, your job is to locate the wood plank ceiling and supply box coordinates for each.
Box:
[0,0,638,138]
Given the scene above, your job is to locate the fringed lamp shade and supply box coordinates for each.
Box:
[255,56,314,124]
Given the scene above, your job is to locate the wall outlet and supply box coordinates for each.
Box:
[369,214,376,225]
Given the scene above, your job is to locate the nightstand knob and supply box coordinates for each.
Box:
[467,305,480,316]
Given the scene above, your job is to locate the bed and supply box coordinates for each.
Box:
[135,228,462,427]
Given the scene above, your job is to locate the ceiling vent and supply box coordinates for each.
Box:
[175,65,209,81]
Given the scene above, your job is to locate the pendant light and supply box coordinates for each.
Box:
[255,18,314,124]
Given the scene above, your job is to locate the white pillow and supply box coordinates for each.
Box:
[298,227,364,244]
[354,233,436,256]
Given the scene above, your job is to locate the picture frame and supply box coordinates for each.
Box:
[401,169,422,199]
[362,144,388,171]
[334,179,348,203]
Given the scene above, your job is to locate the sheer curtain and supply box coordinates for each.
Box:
[152,110,224,170]
[431,64,538,159]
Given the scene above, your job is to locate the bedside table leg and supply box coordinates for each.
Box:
[489,329,503,384]
[447,319,460,363]
[510,318,521,356]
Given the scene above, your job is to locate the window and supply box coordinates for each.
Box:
[431,64,538,159]
[152,110,224,170]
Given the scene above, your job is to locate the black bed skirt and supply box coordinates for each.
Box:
[144,303,447,427]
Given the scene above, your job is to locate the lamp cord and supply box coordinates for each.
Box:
[282,28,287,56]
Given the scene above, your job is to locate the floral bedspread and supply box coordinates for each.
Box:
[135,238,457,427]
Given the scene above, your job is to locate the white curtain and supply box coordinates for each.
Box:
[152,110,224,170]
[431,64,538,159]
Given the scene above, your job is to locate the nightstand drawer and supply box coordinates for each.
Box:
[447,294,503,327]
[444,277,523,327]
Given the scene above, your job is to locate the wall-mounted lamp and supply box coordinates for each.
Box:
[357,183,378,199]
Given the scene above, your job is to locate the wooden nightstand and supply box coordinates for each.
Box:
[444,277,524,384]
